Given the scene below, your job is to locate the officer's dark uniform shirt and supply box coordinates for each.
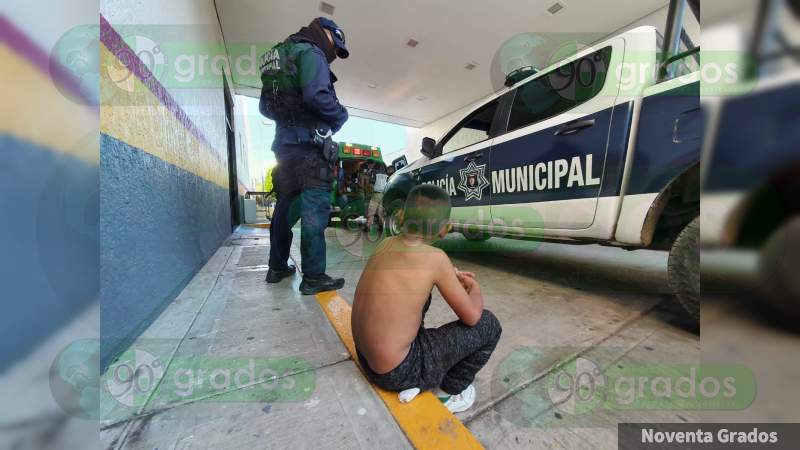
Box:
[273,40,348,149]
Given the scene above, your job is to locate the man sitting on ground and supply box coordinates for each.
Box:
[351,185,502,412]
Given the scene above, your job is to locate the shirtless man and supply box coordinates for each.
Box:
[351,184,502,412]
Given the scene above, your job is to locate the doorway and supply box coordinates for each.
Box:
[223,76,240,231]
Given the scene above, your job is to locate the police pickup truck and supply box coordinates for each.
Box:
[701,0,800,321]
[382,20,701,318]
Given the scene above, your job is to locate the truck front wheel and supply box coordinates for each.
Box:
[759,216,800,319]
[461,225,491,242]
[384,199,404,236]
[668,216,700,321]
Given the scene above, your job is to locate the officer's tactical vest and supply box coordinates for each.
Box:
[258,40,304,123]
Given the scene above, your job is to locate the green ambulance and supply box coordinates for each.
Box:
[330,142,386,228]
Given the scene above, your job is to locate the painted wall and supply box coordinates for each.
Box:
[0,16,99,373]
[99,0,246,367]
[2,9,102,450]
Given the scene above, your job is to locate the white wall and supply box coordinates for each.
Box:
[101,0,238,166]
[6,0,98,52]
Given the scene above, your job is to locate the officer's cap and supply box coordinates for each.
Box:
[316,17,349,59]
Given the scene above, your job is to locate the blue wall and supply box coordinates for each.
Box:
[100,134,230,367]
[0,135,99,373]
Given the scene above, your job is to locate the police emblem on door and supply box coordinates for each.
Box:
[457,161,490,201]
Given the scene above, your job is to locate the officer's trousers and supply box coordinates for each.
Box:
[268,145,331,276]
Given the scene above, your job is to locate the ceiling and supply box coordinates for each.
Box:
[216,0,670,127]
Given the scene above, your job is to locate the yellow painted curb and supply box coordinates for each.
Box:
[315,291,484,450]
[241,223,271,229]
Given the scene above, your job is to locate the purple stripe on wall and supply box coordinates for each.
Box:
[0,15,95,107]
[99,14,222,163]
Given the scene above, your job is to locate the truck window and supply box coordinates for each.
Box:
[441,99,500,153]
[506,46,612,133]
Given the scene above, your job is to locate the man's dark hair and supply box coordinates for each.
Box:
[402,185,451,239]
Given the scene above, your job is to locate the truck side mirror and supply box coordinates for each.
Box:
[391,156,408,171]
[420,137,437,159]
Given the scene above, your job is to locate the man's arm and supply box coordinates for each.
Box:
[433,250,483,326]
[297,48,348,133]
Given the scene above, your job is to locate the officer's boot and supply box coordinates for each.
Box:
[266,265,296,283]
[299,273,345,295]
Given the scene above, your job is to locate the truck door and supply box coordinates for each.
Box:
[416,97,503,226]
[490,38,626,229]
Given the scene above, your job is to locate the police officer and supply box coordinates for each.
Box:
[261,17,349,295]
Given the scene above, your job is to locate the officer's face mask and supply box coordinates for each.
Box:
[323,31,338,63]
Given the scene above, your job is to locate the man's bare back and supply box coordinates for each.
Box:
[352,236,439,373]
[350,184,500,413]
[352,235,483,374]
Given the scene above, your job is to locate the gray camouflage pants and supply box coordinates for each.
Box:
[357,296,502,395]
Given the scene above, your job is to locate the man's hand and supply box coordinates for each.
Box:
[436,254,483,326]
[455,268,479,294]
[454,268,475,280]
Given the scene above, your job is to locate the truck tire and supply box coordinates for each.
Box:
[384,199,404,236]
[340,213,359,230]
[668,216,700,320]
[759,216,800,319]
[463,233,491,242]
[462,226,491,242]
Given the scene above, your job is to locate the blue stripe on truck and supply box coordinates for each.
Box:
[626,81,700,196]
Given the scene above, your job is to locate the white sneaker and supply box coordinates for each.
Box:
[398,387,420,403]
[439,384,476,413]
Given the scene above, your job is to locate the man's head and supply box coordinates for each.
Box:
[311,17,349,60]
[401,185,452,241]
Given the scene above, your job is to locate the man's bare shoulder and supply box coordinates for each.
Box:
[403,241,450,272]
[427,245,452,274]
[366,237,448,269]
[422,243,448,261]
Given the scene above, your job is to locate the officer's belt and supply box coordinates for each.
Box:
[282,118,326,131]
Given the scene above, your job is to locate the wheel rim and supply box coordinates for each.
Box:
[388,208,402,235]
[343,215,359,230]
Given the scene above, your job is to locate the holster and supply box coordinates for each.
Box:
[302,133,339,189]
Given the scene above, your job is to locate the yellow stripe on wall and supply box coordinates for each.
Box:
[0,45,98,165]
[99,43,228,189]
[315,291,484,450]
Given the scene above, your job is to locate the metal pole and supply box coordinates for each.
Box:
[748,0,782,79]
[660,0,687,81]
[687,0,699,23]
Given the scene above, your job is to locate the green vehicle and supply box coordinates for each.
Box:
[330,142,386,228]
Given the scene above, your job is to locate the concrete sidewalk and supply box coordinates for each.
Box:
[100,226,699,449]
[100,226,410,450]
